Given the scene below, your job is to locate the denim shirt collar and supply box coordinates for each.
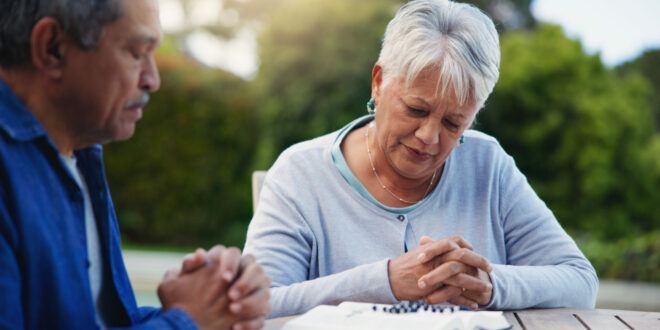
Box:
[0,78,47,142]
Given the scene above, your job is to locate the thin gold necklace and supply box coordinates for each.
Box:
[365,123,437,205]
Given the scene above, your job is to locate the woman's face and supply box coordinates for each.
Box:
[371,64,480,181]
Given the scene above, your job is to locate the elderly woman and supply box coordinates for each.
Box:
[245,0,598,318]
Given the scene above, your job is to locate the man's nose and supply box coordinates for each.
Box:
[140,55,160,92]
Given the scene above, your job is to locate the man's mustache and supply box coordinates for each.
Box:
[125,94,150,109]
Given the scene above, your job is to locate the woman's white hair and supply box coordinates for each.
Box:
[377,0,500,106]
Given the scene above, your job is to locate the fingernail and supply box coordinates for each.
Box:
[229,289,240,300]
[418,280,427,289]
[233,324,243,330]
[230,303,242,313]
[223,271,233,281]
[418,253,426,262]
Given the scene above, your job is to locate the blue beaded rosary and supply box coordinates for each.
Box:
[372,301,472,314]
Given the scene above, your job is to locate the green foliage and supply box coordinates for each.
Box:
[475,25,660,239]
[103,1,658,283]
[577,231,660,282]
[253,0,398,168]
[617,49,660,130]
[104,54,260,248]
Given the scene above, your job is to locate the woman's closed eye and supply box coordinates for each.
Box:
[407,106,427,116]
[444,119,460,131]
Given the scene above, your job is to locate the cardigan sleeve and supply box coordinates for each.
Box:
[484,153,598,309]
[244,165,398,318]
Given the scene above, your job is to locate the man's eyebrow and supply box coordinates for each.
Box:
[130,35,159,46]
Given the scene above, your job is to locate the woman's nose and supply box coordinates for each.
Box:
[414,120,440,145]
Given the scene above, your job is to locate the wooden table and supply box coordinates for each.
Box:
[264,308,660,329]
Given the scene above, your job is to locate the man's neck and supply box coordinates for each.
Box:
[0,68,76,156]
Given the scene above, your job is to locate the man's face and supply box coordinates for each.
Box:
[59,0,162,145]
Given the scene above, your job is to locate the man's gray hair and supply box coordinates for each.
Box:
[378,0,500,106]
[0,0,123,68]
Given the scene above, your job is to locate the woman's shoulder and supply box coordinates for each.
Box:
[272,116,370,169]
[263,129,346,199]
[267,129,341,180]
[454,129,512,167]
[277,132,337,162]
[463,129,499,145]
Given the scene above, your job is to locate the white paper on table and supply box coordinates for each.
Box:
[282,302,512,330]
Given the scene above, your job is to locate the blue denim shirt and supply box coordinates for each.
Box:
[0,78,197,329]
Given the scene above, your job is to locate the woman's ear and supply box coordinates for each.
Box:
[371,63,384,101]
[30,17,67,80]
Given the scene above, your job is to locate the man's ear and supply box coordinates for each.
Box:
[30,17,68,80]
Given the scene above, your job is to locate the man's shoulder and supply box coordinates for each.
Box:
[0,79,46,142]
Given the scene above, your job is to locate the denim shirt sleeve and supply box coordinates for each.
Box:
[114,308,198,330]
[0,185,24,329]
[0,165,199,330]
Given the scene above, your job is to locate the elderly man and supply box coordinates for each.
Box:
[0,0,270,329]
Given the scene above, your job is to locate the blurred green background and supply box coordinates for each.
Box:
[107,0,660,283]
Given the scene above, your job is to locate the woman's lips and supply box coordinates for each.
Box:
[405,145,432,160]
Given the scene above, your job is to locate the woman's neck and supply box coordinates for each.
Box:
[342,123,441,207]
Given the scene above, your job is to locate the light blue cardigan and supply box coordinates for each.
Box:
[244,116,598,318]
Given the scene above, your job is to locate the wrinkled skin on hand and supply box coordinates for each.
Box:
[388,236,493,310]
[159,245,271,330]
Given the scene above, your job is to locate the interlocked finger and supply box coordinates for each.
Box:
[181,248,207,273]
[229,287,271,318]
[232,317,266,330]
[438,248,492,273]
[229,258,269,301]
[447,294,479,310]
[423,285,462,304]
[417,261,472,290]
[207,245,242,282]
[442,272,492,293]
[417,239,460,264]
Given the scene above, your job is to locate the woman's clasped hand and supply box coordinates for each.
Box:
[388,236,492,310]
